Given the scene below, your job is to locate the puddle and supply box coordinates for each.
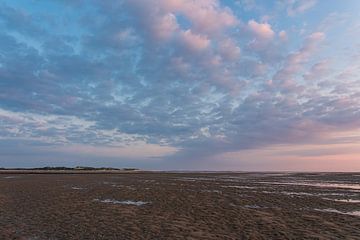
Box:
[280,191,316,196]
[314,208,360,217]
[3,176,18,179]
[261,190,277,194]
[216,176,245,181]
[279,191,355,197]
[71,186,85,190]
[222,185,258,189]
[258,181,360,190]
[174,177,215,182]
[201,190,222,193]
[262,173,294,177]
[140,180,156,183]
[94,199,150,206]
[243,205,263,209]
[102,181,117,185]
[322,198,360,203]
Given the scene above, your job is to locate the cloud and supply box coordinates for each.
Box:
[179,29,210,51]
[0,0,359,169]
[218,38,241,60]
[121,0,242,92]
[286,0,317,16]
[126,0,237,39]
[247,20,275,40]
[235,0,258,11]
[160,0,238,35]
[0,3,46,37]
[303,59,331,81]
[272,32,325,89]
[279,30,288,41]
[0,108,142,146]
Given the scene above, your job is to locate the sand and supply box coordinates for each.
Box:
[0,172,360,239]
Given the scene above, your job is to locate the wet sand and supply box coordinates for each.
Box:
[1,172,360,239]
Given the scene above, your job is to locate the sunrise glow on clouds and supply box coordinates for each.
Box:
[0,0,360,170]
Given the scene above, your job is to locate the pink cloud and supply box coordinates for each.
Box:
[152,13,179,40]
[128,0,238,40]
[287,0,317,16]
[161,0,238,35]
[307,31,325,42]
[218,38,241,60]
[179,29,210,51]
[247,20,275,40]
[170,57,190,75]
[303,59,331,81]
[273,32,325,90]
[279,30,288,42]
[286,32,325,66]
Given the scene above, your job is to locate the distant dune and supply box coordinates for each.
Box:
[0,167,140,174]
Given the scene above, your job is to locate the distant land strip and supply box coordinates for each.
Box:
[0,167,140,174]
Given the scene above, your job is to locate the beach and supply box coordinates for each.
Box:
[1,172,360,239]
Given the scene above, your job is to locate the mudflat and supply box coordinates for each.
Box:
[1,172,360,239]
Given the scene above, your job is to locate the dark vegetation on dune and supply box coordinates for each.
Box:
[0,166,139,171]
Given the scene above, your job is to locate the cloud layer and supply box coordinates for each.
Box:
[0,0,359,169]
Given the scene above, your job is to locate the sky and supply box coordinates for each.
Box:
[0,0,360,171]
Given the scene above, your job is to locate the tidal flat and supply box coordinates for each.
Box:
[1,172,360,239]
